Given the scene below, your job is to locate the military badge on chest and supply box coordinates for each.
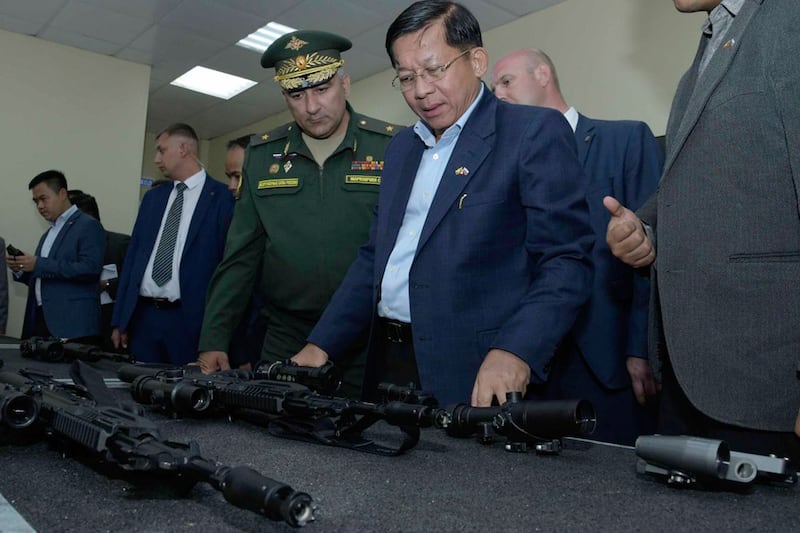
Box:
[351,155,384,171]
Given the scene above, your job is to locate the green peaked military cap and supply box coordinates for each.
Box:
[261,30,352,92]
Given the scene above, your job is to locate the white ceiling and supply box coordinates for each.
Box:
[0,0,563,140]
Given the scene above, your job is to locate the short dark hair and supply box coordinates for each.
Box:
[68,189,101,221]
[227,134,252,151]
[29,169,68,193]
[156,123,199,143]
[385,1,483,66]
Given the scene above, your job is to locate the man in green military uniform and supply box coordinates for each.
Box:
[198,30,399,397]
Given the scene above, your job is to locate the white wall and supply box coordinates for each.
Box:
[201,0,705,179]
[0,29,150,337]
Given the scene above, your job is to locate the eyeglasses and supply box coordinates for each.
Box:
[391,48,473,92]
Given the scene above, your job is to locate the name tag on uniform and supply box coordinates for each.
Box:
[345,175,381,185]
[258,178,299,189]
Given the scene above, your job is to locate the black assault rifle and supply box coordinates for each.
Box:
[0,363,316,527]
[117,363,596,456]
[21,336,132,363]
[118,363,442,456]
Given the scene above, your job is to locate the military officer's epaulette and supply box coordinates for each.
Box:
[354,115,404,137]
[250,123,293,147]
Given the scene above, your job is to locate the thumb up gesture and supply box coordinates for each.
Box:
[604,196,655,268]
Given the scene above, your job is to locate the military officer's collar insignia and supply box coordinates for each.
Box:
[261,133,270,141]
[385,125,394,132]
[285,36,308,51]
[269,163,280,174]
[455,166,469,176]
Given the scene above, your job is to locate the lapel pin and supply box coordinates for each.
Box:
[455,166,469,176]
[723,38,735,49]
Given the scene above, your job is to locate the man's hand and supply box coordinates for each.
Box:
[6,253,35,273]
[291,343,329,367]
[197,351,231,374]
[111,327,128,350]
[471,349,531,407]
[604,196,655,268]
[626,356,658,405]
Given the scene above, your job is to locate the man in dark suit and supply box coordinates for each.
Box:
[68,190,131,349]
[5,170,105,340]
[293,1,594,407]
[491,48,663,444]
[606,0,800,461]
[111,123,234,364]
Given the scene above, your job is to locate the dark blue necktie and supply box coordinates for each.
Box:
[151,182,187,286]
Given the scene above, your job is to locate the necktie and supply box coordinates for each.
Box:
[151,182,187,286]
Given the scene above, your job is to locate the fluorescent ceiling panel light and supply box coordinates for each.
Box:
[237,21,297,53]
[170,66,257,100]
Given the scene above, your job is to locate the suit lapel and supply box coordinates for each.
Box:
[415,91,495,254]
[663,1,761,176]
[47,210,81,257]
[574,115,594,167]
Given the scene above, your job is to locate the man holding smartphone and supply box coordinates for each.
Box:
[5,170,105,340]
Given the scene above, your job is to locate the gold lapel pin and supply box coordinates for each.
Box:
[455,166,469,176]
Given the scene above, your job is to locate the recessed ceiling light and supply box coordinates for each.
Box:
[170,66,257,100]
[237,21,297,53]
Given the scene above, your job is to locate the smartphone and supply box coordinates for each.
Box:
[6,244,23,257]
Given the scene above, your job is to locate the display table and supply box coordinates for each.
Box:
[0,338,798,532]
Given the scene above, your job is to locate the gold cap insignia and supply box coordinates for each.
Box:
[274,52,344,91]
[285,36,308,51]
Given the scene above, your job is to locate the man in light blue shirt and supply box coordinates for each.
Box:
[294,1,593,407]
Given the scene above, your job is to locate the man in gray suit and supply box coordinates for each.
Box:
[605,0,800,462]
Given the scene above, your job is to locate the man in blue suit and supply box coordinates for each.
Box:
[492,49,663,444]
[293,1,594,407]
[6,170,105,340]
[111,123,233,364]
